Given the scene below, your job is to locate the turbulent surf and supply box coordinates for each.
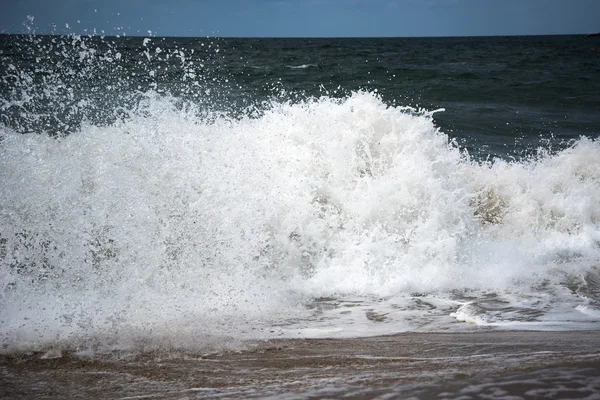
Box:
[1,33,599,356]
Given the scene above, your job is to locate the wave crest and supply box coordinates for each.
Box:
[1,91,599,354]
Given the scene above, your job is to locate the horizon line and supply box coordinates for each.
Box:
[0,32,596,40]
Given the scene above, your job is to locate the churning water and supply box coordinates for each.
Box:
[1,33,600,356]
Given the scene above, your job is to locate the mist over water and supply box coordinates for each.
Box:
[1,33,600,355]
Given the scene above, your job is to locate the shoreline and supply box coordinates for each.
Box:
[2,330,600,399]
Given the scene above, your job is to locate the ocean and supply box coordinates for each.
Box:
[1,33,600,398]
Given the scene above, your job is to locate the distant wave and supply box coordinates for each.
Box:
[286,63,318,69]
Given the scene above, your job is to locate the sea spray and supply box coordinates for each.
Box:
[2,33,600,355]
[2,91,600,354]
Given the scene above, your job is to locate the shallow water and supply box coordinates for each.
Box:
[2,331,599,399]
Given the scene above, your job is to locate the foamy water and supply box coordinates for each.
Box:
[1,91,599,354]
[1,33,600,355]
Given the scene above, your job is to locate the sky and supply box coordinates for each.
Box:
[1,0,599,37]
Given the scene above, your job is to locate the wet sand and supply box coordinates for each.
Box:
[2,331,600,399]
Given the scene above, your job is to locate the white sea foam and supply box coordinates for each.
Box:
[286,64,318,69]
[1,91,599,354]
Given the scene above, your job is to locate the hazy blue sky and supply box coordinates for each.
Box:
[2,0,599,37]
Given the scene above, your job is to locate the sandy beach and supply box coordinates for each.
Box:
[2,330,600,399]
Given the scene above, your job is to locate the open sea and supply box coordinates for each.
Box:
[1,33,600,398]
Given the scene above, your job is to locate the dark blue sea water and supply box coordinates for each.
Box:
[1,34,600,357]
[2,35,599,156]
